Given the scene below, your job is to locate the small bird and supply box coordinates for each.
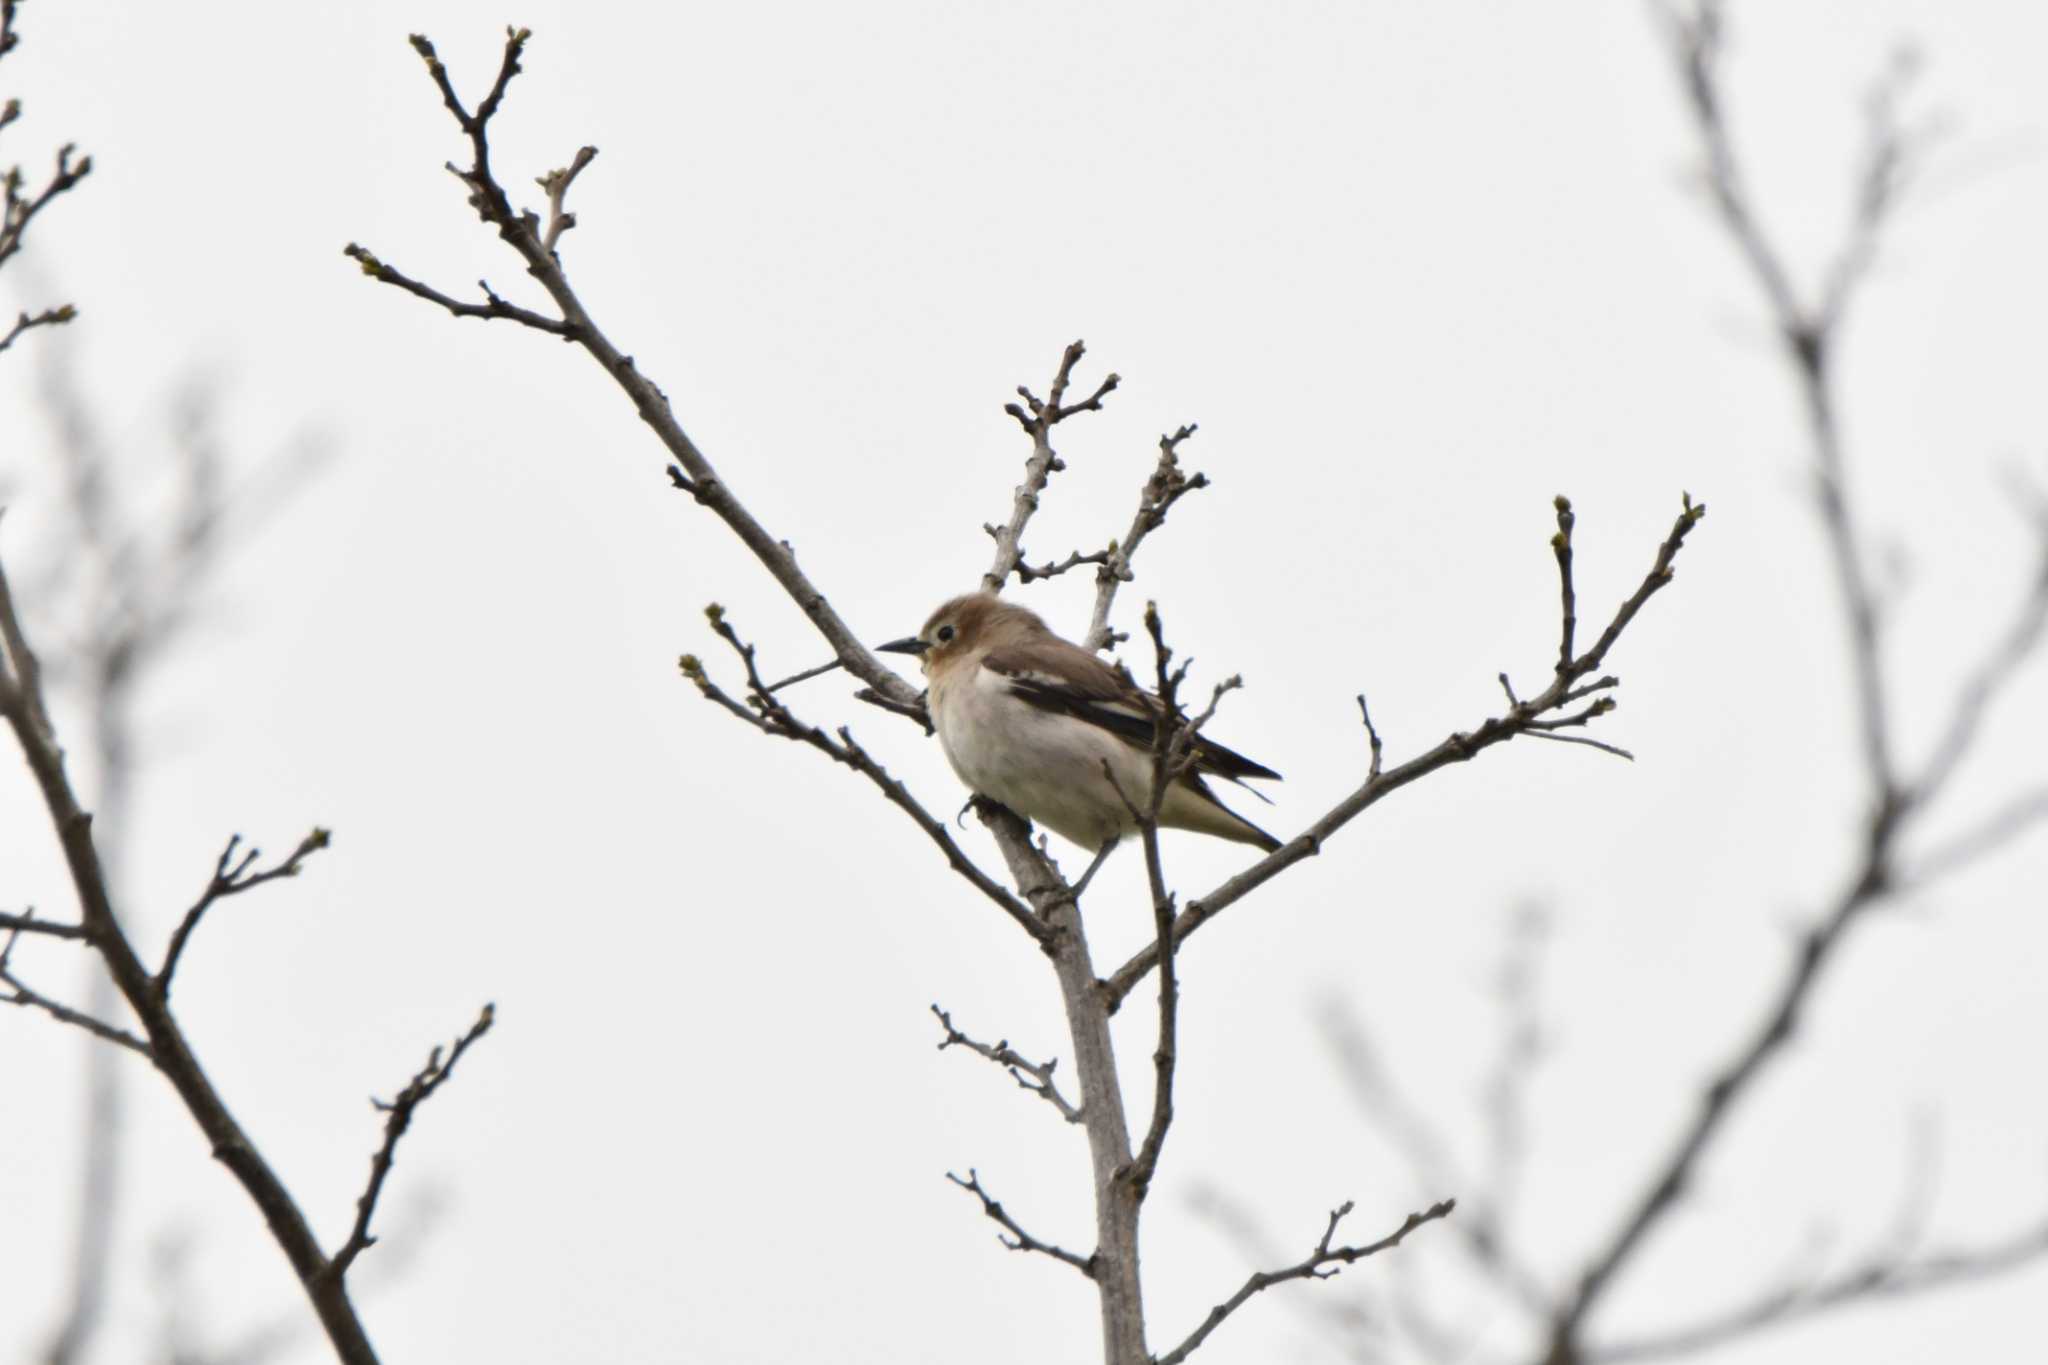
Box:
[879,593,1282,856]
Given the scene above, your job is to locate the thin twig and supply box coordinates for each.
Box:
[1,543,387,1364]
[537,145,598,256]
[945,1169,1096,1277]
[1591,1215,2048,1363]
[1101,495,1705,1010]
[1156,1199,1457,1365]
[1122,603,1192,1201]
[984,340,1118,593]
[1,917,150,1056]
[1537,14,1958,1358]
[156,829,331,1001]
[1087,425,1209,652]
[0,303,77,353]
[324,1003,495,1284]
[1905,786,2048,886]
[931,1004,1083,1124]
[680,607,1051,949]
[0,909,90,942]
[341,246,572,334]
[1553,496,1578,674]
[763,657,845,692]
[352,28,927,719]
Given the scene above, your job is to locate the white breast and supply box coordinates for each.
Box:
[929,660,1153,850]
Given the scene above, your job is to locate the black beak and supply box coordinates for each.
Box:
[877,636,929,657]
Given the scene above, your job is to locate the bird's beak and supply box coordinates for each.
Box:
[877,636,929,657]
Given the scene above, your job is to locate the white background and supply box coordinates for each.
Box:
[4,2,2046,1362]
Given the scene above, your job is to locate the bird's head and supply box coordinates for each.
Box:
[877,592,1049,676]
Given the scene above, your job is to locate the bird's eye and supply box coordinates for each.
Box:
[936,624,956,643]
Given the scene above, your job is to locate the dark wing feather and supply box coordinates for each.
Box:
[982,642,1282,784]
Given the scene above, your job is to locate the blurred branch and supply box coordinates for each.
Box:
[1591,1214,2048,1363]
[1906,785,2048,886]
[1532,9,2048,1361]
[1318,990,1551,1319]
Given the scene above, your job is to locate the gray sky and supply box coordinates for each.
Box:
[4,2,2047,1362]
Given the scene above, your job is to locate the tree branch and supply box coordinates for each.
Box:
[1,915,149,1056]
[984,339,1118,593]
[1156,1198,1458,1365]
[156,829,331,1001]
[0,303,76,353]
[1101,495,1705,1010]
[324,1004,495,1284]
[1538,15,1972,1357]
[1086,425,1209,652]
[1591,1214,2048,1363]
[945,1169,1096,1278]
[1,543,387,1364]
[679,606,1052,950]
[931,1004,1082,1124]
[350,29,927,719]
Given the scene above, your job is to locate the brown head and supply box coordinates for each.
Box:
[877,592,1052,676]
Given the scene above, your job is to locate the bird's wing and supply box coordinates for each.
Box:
[982,641,1282,784]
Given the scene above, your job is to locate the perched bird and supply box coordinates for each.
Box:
[879,593,1282,856]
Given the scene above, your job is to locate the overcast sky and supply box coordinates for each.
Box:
[5,3,2048,1363]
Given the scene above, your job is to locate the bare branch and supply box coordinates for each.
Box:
[1591,1214,2048,1363]
[679,607,1052,950]
[1906,786,2048,886]
[1086,425,1209,652]
[1666,0,1902,798]
[0,4,89,342]
[0,139,93,275]
[984,340,1118,593]
[0,908,89,942]
[1156,1198,1457,1365]
[931,1004,1082,1124]
[1,541,387,1364]
[156,829,331,1001]
[1552,495,1578,673]
[341,245,572,335]
[1356,695,1383,779]
[945,1169,1095,1277]
[1015,546,1113,585]
[537,144,598,256]
[1102,495,1705,1010]
[1,917,149,1056]
[0,303,76,353]
[1909,539,2048,808]
[1317,998,1465,1200]
[1539,15,2007,1358]
[352,29,926,718]
[325,1004,495,1283]
[762,657,845,693]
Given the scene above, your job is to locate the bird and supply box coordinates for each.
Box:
[878,593,1282,861]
